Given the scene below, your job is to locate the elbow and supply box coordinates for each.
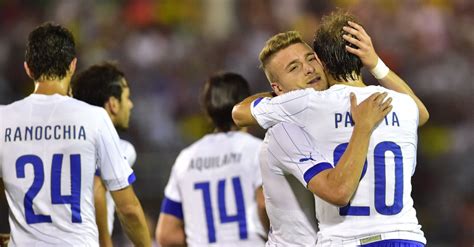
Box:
[115,202,140,220]
[328,187,352,207]
[309,183,352,207]
[419,110,430,127]
[231,105,246,127]
[156,231,183,247]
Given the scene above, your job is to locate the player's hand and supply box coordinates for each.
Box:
[342,21,379,69]
[350,92,392,132]
[0,233,10,247]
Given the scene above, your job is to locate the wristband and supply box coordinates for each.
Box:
[370,58,390,79]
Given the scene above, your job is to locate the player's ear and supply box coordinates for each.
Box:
[270,82,284,96]
[68,58,77,75]
[23,62,34,79]
[104,96,120,115]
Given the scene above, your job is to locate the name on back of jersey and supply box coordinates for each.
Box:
[189,152,242,171]
[4,124,86,142]
[335,111,400,128]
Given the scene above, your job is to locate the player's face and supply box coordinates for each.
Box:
[116,79,134,129]
[267,43,328,95]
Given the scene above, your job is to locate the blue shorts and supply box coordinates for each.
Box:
[362,239,425,247]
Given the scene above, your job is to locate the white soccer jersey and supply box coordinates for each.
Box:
[0,94,134,246]
[104,139,137,234]
[162,131,265,247]
[261,123,328,246]
[251,85,426,245]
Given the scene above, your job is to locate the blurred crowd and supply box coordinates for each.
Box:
[0,0,472,246]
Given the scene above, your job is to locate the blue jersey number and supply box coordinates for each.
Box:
[194,176,247,243]
[16,154,82,224]
[333,141,404,216]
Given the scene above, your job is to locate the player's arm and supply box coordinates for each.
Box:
[156,212,186,247]
[308,93,392,205]
[270,93,391,206]
[111,186,150,247]
[232,91,274,127]
[256,186,269,233]
[343,21,429,126]
[93,175,112,247]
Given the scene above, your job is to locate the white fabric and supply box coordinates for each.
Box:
[105,139,136,234]
[262,122,332,246]
[251,85,425,244]
[164,131,265,247]
[0,94,133,246]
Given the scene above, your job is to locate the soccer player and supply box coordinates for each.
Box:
[156,72,268,246]
[233,12,428,246]
[71,62,136,246]
[0,22,150,246]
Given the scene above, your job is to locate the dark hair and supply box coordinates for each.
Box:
[203,72,251,132]
[25,22,76,81]
[71,62,126,107]
[313,11,362,81]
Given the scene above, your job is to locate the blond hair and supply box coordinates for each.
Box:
[259,31,306,82]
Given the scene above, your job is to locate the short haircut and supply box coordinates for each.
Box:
[25,22,76,81]
[71,62,126,107]
[203,72,251,132]
[259,31,306,81]
[313,11,362,81]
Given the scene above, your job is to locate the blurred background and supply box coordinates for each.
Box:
[0,0,472,246]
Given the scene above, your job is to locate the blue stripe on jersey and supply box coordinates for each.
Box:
[303,162,332,183]
[95,169,101,176]
[127,172,136,185]
[161,197,184,220]
[362,239,424,247]
[253,97,264,107]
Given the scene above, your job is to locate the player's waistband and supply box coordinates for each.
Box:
[316,231,426,246]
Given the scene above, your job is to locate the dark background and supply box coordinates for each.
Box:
[0,0,472,246]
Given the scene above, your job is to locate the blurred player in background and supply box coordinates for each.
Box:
[156,72,268,246]
[233,11,428,246]
[71,62,136,247]
[0,22,150,246]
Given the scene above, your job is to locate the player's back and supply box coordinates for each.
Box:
[259,129,318,246]
[167,131,265,247]
[252,85,425,244]
[0,94,128,246]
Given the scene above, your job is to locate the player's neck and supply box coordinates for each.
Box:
[33,77,71,96]
[328,73,366,87]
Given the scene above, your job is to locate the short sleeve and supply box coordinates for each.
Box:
[163,162,182,203]
[96,110,135,191]
[250,89,312,129]
[119,139,137,167]
[161,159,183,219]
[266,122,333,187]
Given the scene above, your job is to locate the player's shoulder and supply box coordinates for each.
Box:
[267,122,308,146]
[119,139,137,167]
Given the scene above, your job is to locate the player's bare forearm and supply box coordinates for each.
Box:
[308,93,392,206]
[256,187,270,234]
[93,176,112,247]
[232,92,273,127]
[112,186,151,247]
[342,21,429,126]
[377,71,429,126]
[156,214,186,247]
